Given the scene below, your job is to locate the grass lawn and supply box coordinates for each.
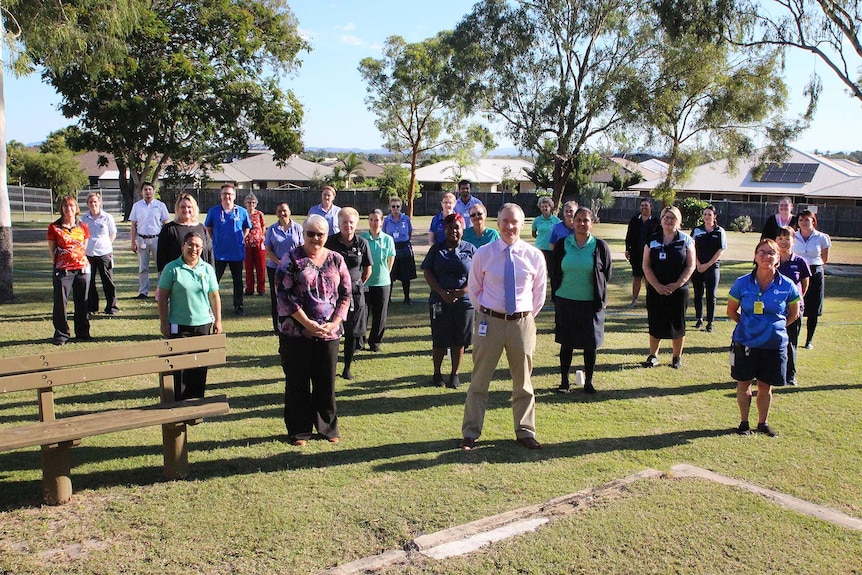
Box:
[1,218,861,574]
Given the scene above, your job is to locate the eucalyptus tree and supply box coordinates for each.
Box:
[449,0,653,213]
[359,33,493,217]
[1,0,142,303]
[42,0,307,218]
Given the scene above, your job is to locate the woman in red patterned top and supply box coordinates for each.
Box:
[243,192,267,295]
[47,196,91,345]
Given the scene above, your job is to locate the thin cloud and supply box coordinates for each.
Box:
[341,35,365,46]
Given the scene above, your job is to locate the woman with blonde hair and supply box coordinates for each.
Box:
[157,193,213,272]
[642,205,695,369]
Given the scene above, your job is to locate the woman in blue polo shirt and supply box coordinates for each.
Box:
[727,238,800,437]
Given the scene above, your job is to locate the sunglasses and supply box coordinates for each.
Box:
[305,231,325,239]
[470,213,484,219]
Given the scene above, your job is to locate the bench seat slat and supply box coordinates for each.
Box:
[0,395,229,451]
[0,334,227,375]
[1,349,226,394]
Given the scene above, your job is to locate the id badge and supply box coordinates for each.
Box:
[478,320,488,337]
[170,323,179,335]
[753,301,764,315]
[659,251,667,260]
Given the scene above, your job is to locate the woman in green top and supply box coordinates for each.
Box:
[550,208,612,394]
[532,196,561,274]
[361,209,396,352]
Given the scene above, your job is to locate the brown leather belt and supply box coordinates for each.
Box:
[480,306,529,320]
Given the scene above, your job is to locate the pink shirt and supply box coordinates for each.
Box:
[468,238,547,316]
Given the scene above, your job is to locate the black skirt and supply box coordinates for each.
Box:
[429,299,473,348]
[646,285,689,339]
[554,297,605,350]
[391,242,418,282]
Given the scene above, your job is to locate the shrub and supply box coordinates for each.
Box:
[675,197,710,229]
[729,215,753,233]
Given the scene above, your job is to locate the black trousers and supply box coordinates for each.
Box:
[267,266,279,332]
[215,259,244,311]
[87,254,119,314]
[170,323,212,400]
[366,284,391,346]
[52,268,90,344]
[692,264,720,322]
[785,317,801,383]
[279,335,339,441]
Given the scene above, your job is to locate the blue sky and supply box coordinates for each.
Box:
[4,0,860,154]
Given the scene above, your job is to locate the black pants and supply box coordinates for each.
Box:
[267,266,280,332]
[52,268,90,344]
[786,317,801,383]
[279,335,339,441]
[692,264,720,322]
[170,323,212,400]
[366,284,391,346]
[87,254,119,314]
[215,259,244,311]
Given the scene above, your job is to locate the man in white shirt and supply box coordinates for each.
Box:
[460,203,547,451]
[453,180,482,229]
[129,182,170,298]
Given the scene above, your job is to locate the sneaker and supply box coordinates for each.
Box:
[626,300,637,308]
[135,293,149,300]
[787,377,798,386]
[583,381,596,394]
[756,422,778,437]
[556,382,570,394]
[642,354,658,368]
[694,319,703,329]
[705,322,713,333]
[736,421,751,435]
[671,356,682,369]
[804,342,813,350]
[447,374,461,389]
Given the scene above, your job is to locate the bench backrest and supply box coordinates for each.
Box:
[0,334,228,419]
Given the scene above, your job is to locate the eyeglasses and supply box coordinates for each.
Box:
[390,204,401,209]
[184,243,204,251]
[305,231,325,239]
[756,250,777,257]
[470,213,484,219]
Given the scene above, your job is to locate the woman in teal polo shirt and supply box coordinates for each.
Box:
[727,238,800,437]
[362,209,396,352]
[157,231,222,400]
[550,207,612,394]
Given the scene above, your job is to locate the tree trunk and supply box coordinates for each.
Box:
[407,146,419,220]
[0,34,15,304]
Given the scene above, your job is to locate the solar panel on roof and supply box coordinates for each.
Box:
[758,163,818,183]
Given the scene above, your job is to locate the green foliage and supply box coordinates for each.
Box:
[337,152,365,190]
[674,197,710,229]
[7,139,88,203]
[579,182,616,221]
[40,0,307,217]
[375,164,420,204]
[358,33,487,216]
[729,214,753,233]
[326,166,348,191]
[450,0,653,213]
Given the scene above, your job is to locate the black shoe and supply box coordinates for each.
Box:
[404,298,413,306]
[756,422,778,437]
[341,369,354,380]
[234,307,247,316]
[671,356,682,369]
[736,421,751,435]
[368,343,380,352]
[135,293,149,300]
[556,382,570,394]
[705,322,713,333]
[642,354,658,368]
[787,377,798,386]
[694,318,703,329]
[583,381,596,394]
[804,341,813,349]
[447,374,461,389]
[432,373,445,387]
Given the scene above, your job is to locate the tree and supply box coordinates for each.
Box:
[1,0,142,303]
[375,164,418,203]
[42,0,307,219]
[450,0,652,214]
[7,138,88,203]
[359,34,493,217]
[626,30,798,205]
[337,152,365,190]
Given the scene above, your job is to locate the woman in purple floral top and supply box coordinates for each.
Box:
[276,214,351,446]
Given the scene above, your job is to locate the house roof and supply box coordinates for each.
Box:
[199,153,333,184]
[330,159,385,178]
[628,148,862,200]
[414,158,534,184]
[607,157,668,181]
[75,151,118,178]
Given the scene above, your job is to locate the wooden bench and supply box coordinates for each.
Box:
[0,333,229,505]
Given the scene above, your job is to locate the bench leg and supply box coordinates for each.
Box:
[41,443,73,505]
[162,422,189,480]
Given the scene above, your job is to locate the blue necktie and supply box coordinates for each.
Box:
[505,245,516,315]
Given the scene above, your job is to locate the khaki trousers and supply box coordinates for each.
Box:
[461,312,537,440]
